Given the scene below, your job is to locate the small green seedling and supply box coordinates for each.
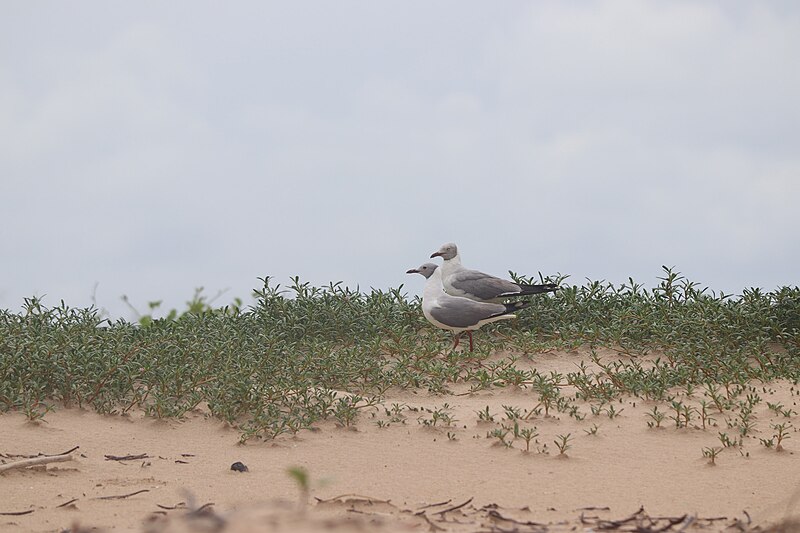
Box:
[768,402,797,418]
[419,404,455,427]
[702,447,721,466]
[772,422,792,452]
[554,433,572,455]
[718,432,740,448]
[699,400,716,429]
[519,426,539,452]
[503,404,522,421]
[476,406,495,423]
[487,428,512,448]
[646,406,665,428]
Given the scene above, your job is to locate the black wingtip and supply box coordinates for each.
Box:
[518,283,559,296]
[486,299,531,320]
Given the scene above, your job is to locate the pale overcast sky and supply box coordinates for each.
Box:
[2,2,799,318]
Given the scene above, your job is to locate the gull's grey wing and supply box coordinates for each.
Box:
[429,298,508,328]
[449,269,521,300]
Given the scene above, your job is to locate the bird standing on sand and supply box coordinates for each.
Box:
[430,242,558,302]
[406,263,528,352]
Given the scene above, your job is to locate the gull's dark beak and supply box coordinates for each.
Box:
[430,251,443,258]
[406,268,419,274]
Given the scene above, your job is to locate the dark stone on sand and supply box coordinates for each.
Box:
[230,461,249,472]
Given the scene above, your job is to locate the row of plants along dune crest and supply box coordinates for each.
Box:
[1,267,798,443]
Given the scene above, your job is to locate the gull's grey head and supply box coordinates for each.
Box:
[406,263,439,279]
[430,242,458,260]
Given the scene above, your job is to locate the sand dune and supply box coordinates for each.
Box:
[2,349,799,532]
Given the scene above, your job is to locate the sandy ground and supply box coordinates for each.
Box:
[2,350,800,532]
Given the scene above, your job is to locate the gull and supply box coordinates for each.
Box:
[406,262,528,352]
[430,242,558,302]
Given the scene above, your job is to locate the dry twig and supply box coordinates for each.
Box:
[0,453,74,474]
[433,497,473,516]
[416,499,452,511]
[55,498,79,508]
[94,489,150,500]
[156,502,187,510]
[104,453,150,461]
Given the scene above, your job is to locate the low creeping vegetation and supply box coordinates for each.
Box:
[1,268,798,442]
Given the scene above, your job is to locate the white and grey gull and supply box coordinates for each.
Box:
[406,262,528,352]
[430,242,558,302]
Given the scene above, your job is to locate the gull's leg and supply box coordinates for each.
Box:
[467,331,474,352]
[453,333,461,349]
